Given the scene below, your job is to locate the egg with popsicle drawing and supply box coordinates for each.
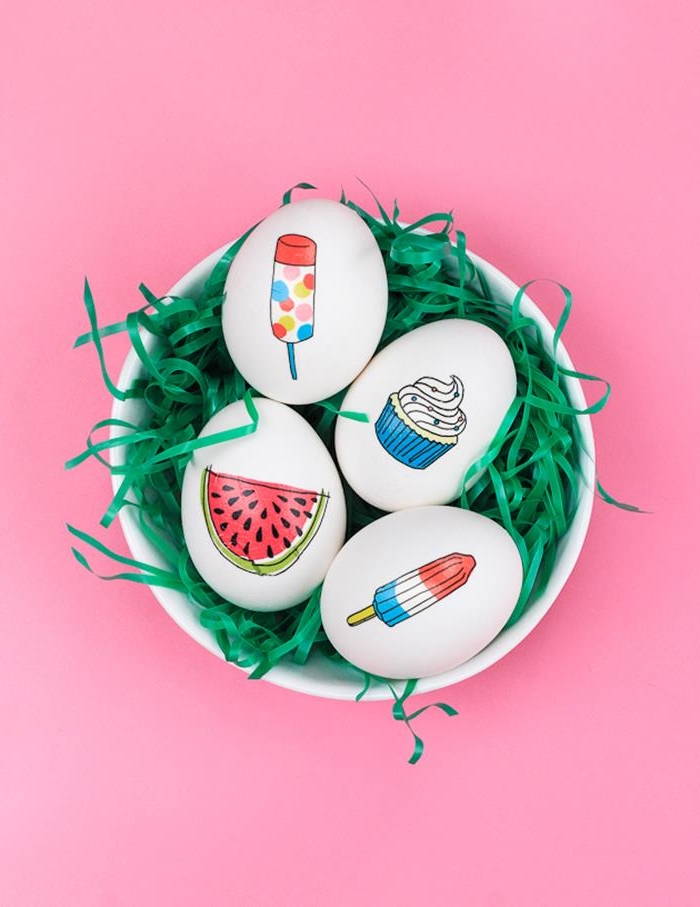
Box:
[222,198,388,405]
[181,398,347,611]
[334,319,517,512]
[320,507,523,679]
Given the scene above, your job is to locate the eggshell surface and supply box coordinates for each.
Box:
[321,507,523,679]
[335,319,517,511]
[181,398,346,611]
[222,198,388,405]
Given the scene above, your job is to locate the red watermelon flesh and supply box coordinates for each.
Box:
[201,469,329,575]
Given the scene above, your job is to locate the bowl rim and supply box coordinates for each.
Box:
[110,237,595,701]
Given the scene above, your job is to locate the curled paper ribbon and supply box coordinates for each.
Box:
[67,185,636,763]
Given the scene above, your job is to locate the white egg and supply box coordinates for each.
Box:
[335,319,517,511]
[181,398,346,611]
[222,198,388,405]
[321,507,523,679]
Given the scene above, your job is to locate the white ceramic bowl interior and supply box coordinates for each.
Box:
[110,238,594,701]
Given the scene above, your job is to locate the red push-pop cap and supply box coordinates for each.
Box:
[274,234,317,267]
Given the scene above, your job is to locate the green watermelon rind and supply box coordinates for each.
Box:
[200,470,329,577]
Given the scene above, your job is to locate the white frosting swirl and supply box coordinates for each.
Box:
[397,375,467,438]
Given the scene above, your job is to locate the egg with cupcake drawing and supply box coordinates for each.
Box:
[335,319,517,512]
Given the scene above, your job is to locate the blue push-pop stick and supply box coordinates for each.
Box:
[286,343,297,380]
[270,233,317,382]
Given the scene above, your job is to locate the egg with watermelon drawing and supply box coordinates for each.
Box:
[181,398,347,610]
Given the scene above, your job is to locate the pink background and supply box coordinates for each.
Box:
[2,2,697,904]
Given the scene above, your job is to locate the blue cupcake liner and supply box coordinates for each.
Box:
[374,398,453,470]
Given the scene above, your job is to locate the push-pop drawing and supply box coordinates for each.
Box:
[269,234,317,380]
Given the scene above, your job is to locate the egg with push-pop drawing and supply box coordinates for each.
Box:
[222,198,388,405]
[321,506,524,679]
[181,398,346,610]
[334,319,517,512]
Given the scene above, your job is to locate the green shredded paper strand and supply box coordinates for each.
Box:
[67,184,635,763]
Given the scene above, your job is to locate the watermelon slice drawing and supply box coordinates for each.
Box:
[201,468,330,576]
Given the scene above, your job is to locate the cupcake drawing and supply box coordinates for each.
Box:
[374,375,467,469]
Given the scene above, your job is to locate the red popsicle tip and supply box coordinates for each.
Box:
[419,552,477,599]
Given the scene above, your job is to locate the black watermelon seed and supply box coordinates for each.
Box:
[295,525,303,537]
[222,484,234,491]
[248,500,258,510]
[260,507,267,519]
[294,497,306,506]
[267,545,273,559]
[232,509,243,521]
[310,495,317,503]
[281,517,290,529]
[213,507,224,515]
[303,510,313,519]
[290,508,301,518]
[227,496,239,506]
[220,522,228,531]
[278,495,288,503]
[283,537,291,549]
[211,492,221,498]
[271,524,279,538]
[255,527,263,543]
[242,489,254,497]
[230,532,238,547]
[243,541,250,556]
[272,502,281,514]
[243,517,252,531]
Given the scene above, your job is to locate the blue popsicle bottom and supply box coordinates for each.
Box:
[372,580,411,627]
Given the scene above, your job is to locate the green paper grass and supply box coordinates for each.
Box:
[67,185,632,762]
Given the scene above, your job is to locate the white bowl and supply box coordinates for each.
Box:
[110,239,594,701]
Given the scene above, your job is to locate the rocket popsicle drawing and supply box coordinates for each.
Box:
[270,234,317,380]
[347,552,477,627]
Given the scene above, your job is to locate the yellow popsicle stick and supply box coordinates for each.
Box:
[346,605,376,627]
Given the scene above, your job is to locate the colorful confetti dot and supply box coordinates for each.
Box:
[279,315,295,331]
[296,303,313,322]
[279,298,294,312]
[271,280,288,301]
[272,322,287,339]
[294,281,311,298]
[283,266,300,280]
[297,324,313,341]
[303,273,315,290]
